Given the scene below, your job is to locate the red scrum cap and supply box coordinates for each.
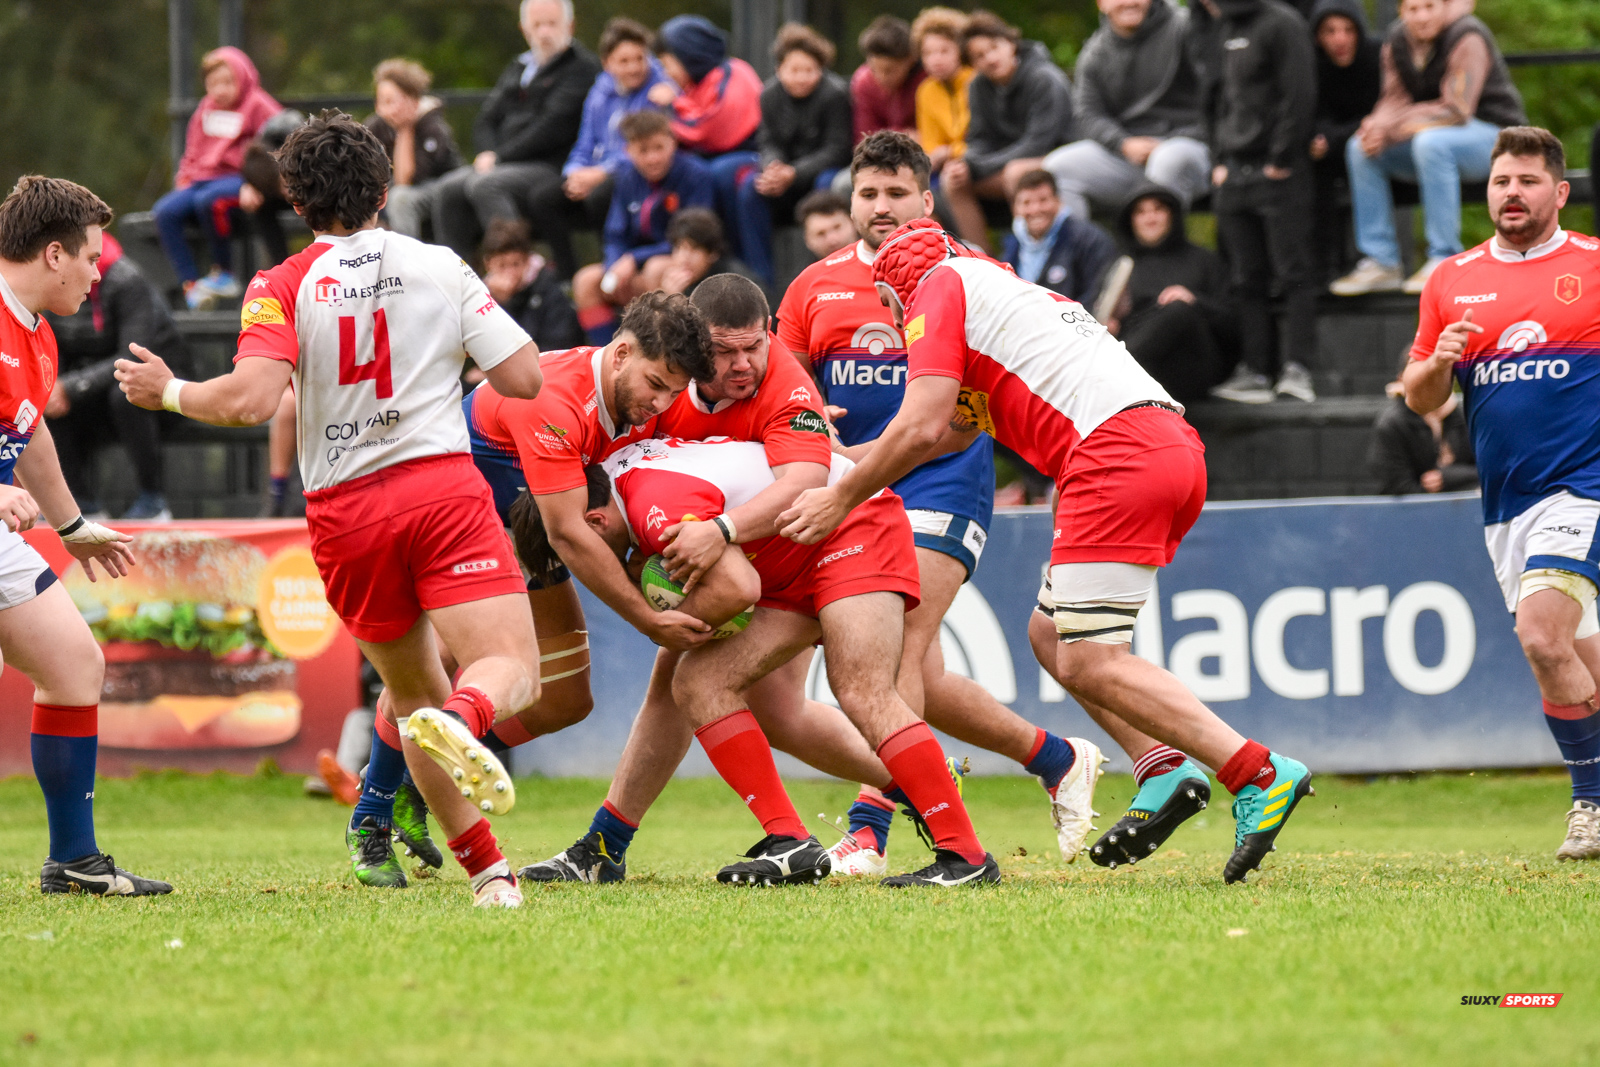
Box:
[872,217,1002,315]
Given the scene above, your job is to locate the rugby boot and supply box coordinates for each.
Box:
[471,861,522,909]
[717,834,831,885]
[518,831,627,884]
[40,853,172,896]
[1224,754,1313,884]
[346,817,407,888]
[880,849,1000,888]
[1556,799,1600,861]
[1090,759,1210,868]
[403,709,515,816]
[392,776,443,869]
[826,833,888,877]
[316,748,360,806]
[1045,738,1106,863]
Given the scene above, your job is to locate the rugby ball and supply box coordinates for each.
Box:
[640,554,753,639]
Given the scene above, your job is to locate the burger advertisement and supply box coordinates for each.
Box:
[0,521,361,775]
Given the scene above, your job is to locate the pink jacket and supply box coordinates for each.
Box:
[669,58,762,156]
[175,47,281,187]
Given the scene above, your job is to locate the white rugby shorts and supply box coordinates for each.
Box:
[1484,491,1600,633]
[0,526,56,612]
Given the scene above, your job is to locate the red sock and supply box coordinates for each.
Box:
[1217,739,1275,795]
[1544,696,1600,719]
[1133,744,1187,786]
[374,710,403,750]
[492,716,537,747]
[442,686,496,739]
[695,710,807,840]
[877,722,986,865]
[446,817,504,878]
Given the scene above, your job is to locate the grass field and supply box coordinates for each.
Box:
[0,769,1596,1066]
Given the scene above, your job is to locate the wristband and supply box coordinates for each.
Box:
[712,514,735,543]
[55,515,85,538]
[162,378,188,414]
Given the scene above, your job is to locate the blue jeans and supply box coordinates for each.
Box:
[706,151,762,279]
[152,175,245,282]
[732,167,840,287]
[1346,118,1498,266]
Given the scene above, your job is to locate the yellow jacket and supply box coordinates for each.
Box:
[916,66,974,158]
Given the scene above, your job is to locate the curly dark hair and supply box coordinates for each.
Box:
[0,175,113,263]
[276,109,391,232]
[508,468,614,585]
[850,130,931,192]
[617,291,714,382]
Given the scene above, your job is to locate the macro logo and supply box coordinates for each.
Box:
[851,322,902,355]
[1496,320,1547,353]
[314,277,342,306]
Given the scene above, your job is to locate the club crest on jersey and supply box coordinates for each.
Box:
[788,386,813,404]
[314,277,343,306]
[646,505,668,531]
[1556,274,1581,305]
[241,297,286,328]
[851,322,903,355]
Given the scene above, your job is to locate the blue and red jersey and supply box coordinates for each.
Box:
[0,276,58,485]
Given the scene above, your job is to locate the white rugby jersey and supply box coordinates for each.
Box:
[904,257,1175,481]
[236,228,530,491]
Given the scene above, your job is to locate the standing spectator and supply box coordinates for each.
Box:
[651,16,763,272]
[1330,0,1526,295]
[1308,0,1382,280]
[364,59,462,240]
[238,109,305,269]
[736,23,853,285]
[431,0,600,262]
[523,18,670,279]
[1042,0,1209,220]
[1001,169,1117,305]
[42,233,195,519]
[795,190,856,259]
[1203,0,1319,404]
[480,220,583,352]
[1109,183,1238,401]
[851,17,925,144]
[573,110,712,344]
[152,46,280,308]
[657,208,769,300]
[1369,350,1475,495]
[939,12,1074,252]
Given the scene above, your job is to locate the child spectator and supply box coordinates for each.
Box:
[736,23,853,284]
[1368,351,1475,494]
[657,208,769,301]
[913,8,974,175]
[851,17,925,144]
[238,109,305,269]
[480,219,583,351]
[1308,0,1382,280]
[152,46,280,308]
[796,190,855,259]
[1001,169,1117,306]
[939,12,1073,251]
[365,58,462,240]
[574,110,713,344]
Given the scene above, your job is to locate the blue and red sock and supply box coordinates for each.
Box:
[1024,728,1077,792]
[1544,697,1600,803]
[587,801,638,858]
[846,791,895,852]
[31,703,99,862]
[352,711,406,829]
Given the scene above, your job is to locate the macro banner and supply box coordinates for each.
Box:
[0,520,361,776]
[520,491,1552,778]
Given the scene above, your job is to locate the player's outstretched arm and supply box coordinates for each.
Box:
[482,340,544,400]
[777,375,962,545]
[1403,309,1481,415]
[13,422,135,581]
[115,345,293,427]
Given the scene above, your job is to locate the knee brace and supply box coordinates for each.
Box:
[1520,568,1600,640]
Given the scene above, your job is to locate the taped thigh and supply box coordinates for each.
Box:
[1049,562,1157,644]
[538,630,590,684]
[1520,569,1599,641]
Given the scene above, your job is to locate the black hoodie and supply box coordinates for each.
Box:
[1204,0,1316,170]
[1115,183,1235,336]
[965,41,1075,182]
[1311,0,1381,160]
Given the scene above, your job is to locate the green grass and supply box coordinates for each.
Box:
[0,770,1596,1066]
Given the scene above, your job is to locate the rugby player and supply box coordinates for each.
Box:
[0,175,167,896]
[1404,126,1600,861]
[778,217,1315,884]
[776,132,1142,874]
[118,112,544,908]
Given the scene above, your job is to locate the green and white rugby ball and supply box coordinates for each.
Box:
[640,554,753,639]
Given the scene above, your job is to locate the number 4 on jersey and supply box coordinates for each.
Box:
[338,309,394,399]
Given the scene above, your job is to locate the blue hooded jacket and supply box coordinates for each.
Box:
[603,151,715,268]
[563,60,673,177]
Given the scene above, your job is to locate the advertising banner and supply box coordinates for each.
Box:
[0,520,361,776]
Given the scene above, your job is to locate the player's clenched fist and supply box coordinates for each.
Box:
[1430,308,1484,365]
[777,486,849,545]
[0,484,40,533]
[114,343,175,411]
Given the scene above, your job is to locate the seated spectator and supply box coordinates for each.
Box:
[238,108,305,269]
[431,0,600,263]
[1369,351,1475,494]
[152,46,280,308]
[796,190,855,259]
[365,58,462,240]
[1001,169,1116,306]
[524,17,670,278]
[1042,0,1209,221]
[657,208,769,300]
[1108,184,1238,402]
[652,16,763,272]
[574,110,713,344]
[1309,0,1382,281]
[1330,0,1526,295]
[733,23,853,285]
[940,12,1074,252]
[480,219,583,351]
[42,233,196,520]
[913,8,974,178]
[851,17,924,145]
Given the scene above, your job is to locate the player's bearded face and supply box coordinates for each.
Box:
[614,358,687,427]
[1489,159,1561,243]
[707,325,768,401]
[853,167,930,250]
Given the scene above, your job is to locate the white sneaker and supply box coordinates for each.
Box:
[402,708,516,815]
[471,862,523,908]
[827,834,888,877]
[1046,738,1106,863]
[1329,257,1403,296]
[1210,368,1275,404]
[1557,799,1600,861]
[1402,257,1445,295]
[1274,361,1317,402]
